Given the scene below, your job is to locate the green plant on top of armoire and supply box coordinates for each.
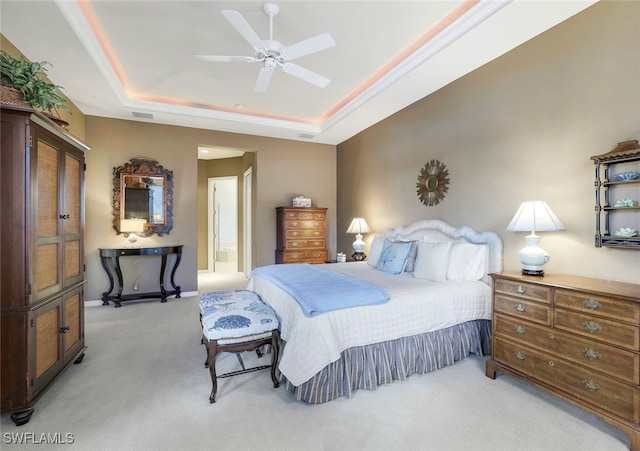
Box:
[0,50,72,115]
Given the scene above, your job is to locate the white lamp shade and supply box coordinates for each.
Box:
[506,201,565,233]
[507,201,564,276]
[120,219,145,233]
[346,218,371,234]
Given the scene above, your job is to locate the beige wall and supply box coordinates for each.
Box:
[84,117,336,301]
[337,1,640,284]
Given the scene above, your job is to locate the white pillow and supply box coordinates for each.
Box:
[447,243,487,281]
[367,235,384,267]
[413,241,452,282]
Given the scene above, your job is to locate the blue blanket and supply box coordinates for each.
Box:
[251,264,389,317]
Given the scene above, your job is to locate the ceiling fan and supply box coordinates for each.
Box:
[195,2,336,92]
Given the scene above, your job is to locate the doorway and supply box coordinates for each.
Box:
[208,176,238,273]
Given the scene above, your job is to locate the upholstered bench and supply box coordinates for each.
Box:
[199,290,280,403]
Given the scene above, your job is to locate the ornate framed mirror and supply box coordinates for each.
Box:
[416,159,449,207]
[112,158,173,236]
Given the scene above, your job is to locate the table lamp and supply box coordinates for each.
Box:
[506,201,565,276]
[120,219,145,247]
[346,217,371,261]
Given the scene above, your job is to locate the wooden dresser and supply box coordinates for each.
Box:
[486,272,640,450]
[276,207,328,264]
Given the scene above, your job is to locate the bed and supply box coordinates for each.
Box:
[247,219,503,403]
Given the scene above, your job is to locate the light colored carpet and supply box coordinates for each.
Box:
[0,272,630,451]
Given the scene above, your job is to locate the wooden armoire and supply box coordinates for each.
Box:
[1,108,90,425]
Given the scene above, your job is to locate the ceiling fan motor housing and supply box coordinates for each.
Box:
[262,2,280,17]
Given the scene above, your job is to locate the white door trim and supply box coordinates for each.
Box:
[243,167,253,278]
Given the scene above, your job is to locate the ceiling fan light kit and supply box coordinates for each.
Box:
[195,2,335,92]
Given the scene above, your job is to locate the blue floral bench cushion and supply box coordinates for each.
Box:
[200,290,279,340]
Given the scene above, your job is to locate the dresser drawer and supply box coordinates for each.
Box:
[494,313,640,385]
[285,239,325,250]
[278,249,328,264]
[494,294,551,325]
[286,229,324,239]
[555,288,640,324]
[554,308,639,350]
[493,336,530,375]
[494,337,640,423]
[494,279,551,303]
[284,211,326,221]
[285,220,325,229]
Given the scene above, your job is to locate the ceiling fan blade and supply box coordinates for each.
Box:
[194,55,258,63]
[254,67,274,92]
[221,10,265,52]
[280,33,336,61]
[281,63,330,88]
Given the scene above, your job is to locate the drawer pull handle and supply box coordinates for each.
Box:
[582,379,601,392]
[292,221,299,226]
[582,298,601,310]
[515,285,526,294]
[582,348,601,360]
[513,325,526,335]
[548,333,555,340]
[515,303,526,313]
[513,351,527,361]
[292,232,298,236]
[583,321,601,333]
[548,361,555,367]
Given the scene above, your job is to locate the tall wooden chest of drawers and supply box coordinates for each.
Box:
[486,273,640,450]
[276,207,328,264]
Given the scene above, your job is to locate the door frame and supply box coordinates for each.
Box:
[243,167,253,277]
[207,176,238,273]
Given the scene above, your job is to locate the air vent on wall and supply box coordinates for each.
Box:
[131,112,154,119]
[298,133,315,139]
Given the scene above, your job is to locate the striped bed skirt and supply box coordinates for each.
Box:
[284,319,492,404]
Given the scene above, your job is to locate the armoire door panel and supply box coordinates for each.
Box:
[34,302,61,380]
[64,154,81,236]
[35,243,59,294]
[63,290,81,356]
[64,240,80,281]
[36,141,59,239]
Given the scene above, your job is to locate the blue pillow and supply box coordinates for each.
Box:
[376,239,412,274]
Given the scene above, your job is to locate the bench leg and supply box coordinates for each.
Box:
[270,330,280,389]
[203,334,210,367]
[207,340,218,403]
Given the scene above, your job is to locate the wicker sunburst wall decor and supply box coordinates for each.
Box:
[416,160,449,206]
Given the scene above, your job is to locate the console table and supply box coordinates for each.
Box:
[99,245,183,307]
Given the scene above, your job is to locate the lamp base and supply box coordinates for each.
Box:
[521,268,544,277]
[351,251,367,262]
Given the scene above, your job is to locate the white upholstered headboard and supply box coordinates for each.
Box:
[384,219,503,284]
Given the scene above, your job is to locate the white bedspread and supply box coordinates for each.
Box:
[247,262,492,386]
